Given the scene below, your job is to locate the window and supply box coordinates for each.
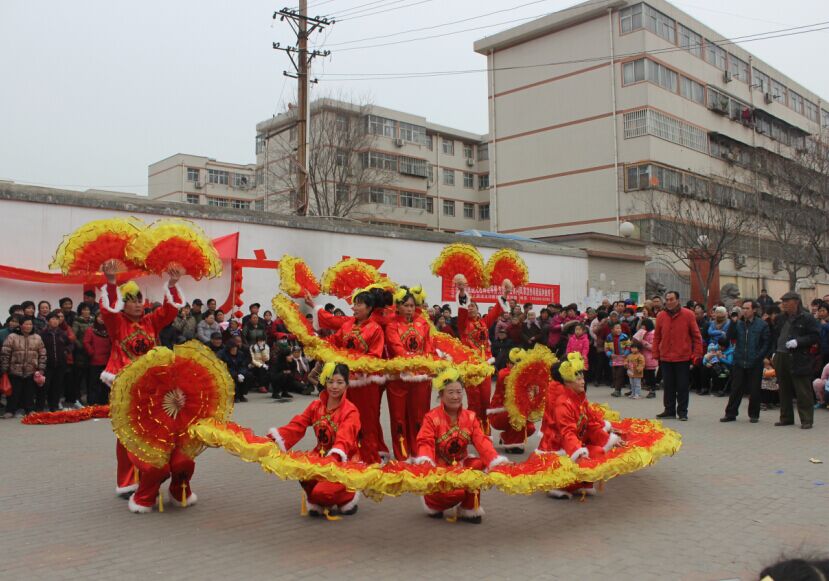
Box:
[680,76,704,104]
[477,143,489,161]
[463,172,474,188]
[804,100,819,123]
[367,115,396,138]
[336,184,350,203]
[705,40,726,70]
[368,187,397,206]
[185,194,200,204]
[771,80,786,104]
[626,164,652,190]
[623,109,647,138]
[619,3,643,33]
[255,135,266,154]
[207,197,230,207]
[822,109,829,128]
[646,59,677,92]
[254,199,265,211]
[255,168,264,186]
[231,199,251,210]
[233,173,250,188]
[363,151,397,171]
[463,144,474,159]
[752,68,770,93]
[335,114,348,133]
[442,200,455,216]
[622,59,645,85]
[463,203,474,219]
[479,204,490,221]
[399,156,428,177]
[399,121,427,144]
[335,149,348,167]
[678,24,702,57]
[425,135,433,150]
[728,55,749,83]
[400,191,427,209]
[442,168,455,186]
[479,174,489,189]
[788,90,804,115]
[644,4,675,43]
[186,168,200,182]
[442,138,454,155]
[426,197,434,213]
[207,169,229,185]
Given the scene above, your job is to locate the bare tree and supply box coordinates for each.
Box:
[262,98,396,218]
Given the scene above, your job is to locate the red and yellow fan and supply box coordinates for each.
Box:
[504,345,557,431]
[320,258,382,302]
[125,219,222,280]
[485,248,529,289]
[279,254,321,298]
[110,341,235,468]
[431,243,486,289]
[50,217,146,275]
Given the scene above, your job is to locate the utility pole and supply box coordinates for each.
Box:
[274,3,332,216]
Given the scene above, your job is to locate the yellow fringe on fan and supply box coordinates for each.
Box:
[483,247,529,288]
[320,258,381,299]
[430,243,485,285]
[124,218,222,279]
[50,217,146,274]
[278,254,320,298]
[591,402,621,422]
[504,344,557,431]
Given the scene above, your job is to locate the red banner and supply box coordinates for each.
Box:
[440,278,559,305]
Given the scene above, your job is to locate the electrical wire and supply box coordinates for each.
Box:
[336,0,436,21]
[327,0,406,18]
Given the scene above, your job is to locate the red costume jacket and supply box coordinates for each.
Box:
[385,314,433,358]
[414,405,504,469]
[317,308,384,359]
[269,391,361,462]
[537,381,617,460]
[99,283,184,385]
[487,366,511,414]
[456,296,506,362]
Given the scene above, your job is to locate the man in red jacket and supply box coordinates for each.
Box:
[653,291,703,421]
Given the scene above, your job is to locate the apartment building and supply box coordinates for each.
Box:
[474,0,829,299]
[254,99,492,231]
[148,154,261,210]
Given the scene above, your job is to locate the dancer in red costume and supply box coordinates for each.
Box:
[536,353,622,499]
[383,285,434,460]
[99,260,185,497]
[487,349,537,454]
[267,362,361,517]
[305,288,390,464]
[455,283,509,426]
[412,369,509,524]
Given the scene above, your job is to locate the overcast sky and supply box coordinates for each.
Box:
[2,0,828,195]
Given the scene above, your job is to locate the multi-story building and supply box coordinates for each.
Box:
[148,153,261,210]
[474,0,829,299]
[254,99,492,231]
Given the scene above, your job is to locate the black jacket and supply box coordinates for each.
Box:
[727,316,770,369]
[773,310,820,376]
[40,327,71,368]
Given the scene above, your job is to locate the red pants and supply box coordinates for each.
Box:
[116,439,137,492]
[346,384,384,464]
[488,412,536,446]
[464,377,492,431]
[424,457,483,512]
[386,379,432,460]
[129,448,195,508]
[301,479,355,509]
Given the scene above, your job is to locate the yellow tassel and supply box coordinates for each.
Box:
[181,483,188,507]
[133,466,139,484]
[323,508,342,521]
[399,435,407,459]
[523,426,528,445]
[579,490,587,503]
[473,492,479,511]
[158,493,164,513]
[301,493,308,516]
[597,481,605,493]
[445,507,458,523]
[319,447,325,457]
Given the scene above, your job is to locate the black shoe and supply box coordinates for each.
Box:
[656,411,676,419]
[719,416,736,422]
[715,391,728,397]
[698,390,709,396]
[427,511,444,519]
[774,421,794,427]
[504,446,524,454]
[646,391,656,399]
[239,395,248,403]
[624,390,632,397]
[801,423,813,430]
[308,509,321,517]
[281,392,293,399]
[749,418,759,423]
[459,515,482,524]
[611,390,621,397]
[341,505,358,516]
[678,415,688,421]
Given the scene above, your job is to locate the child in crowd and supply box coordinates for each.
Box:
[625,341,645,399]
[760,358,779,410]
[703,339,732,397]
[605,323,631,398]
[632,317,658,399]
[566,324,590,371]
[813,362,829,409]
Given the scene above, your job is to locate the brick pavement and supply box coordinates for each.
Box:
[1,387,827,580]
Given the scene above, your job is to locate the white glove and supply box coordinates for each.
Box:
[237,374,245,382]
[262,364,269,370]
[785,339,798,349]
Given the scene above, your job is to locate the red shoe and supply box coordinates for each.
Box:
[258,387,268,394]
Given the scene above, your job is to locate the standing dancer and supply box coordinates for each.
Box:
[487,349,537,454]
[384,285,434,460]
[99,260,185,496]
[305,287,390,464]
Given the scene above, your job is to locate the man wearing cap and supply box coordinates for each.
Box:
[772,291,820,429]
[190,299,204,323]
[757,289,774,312]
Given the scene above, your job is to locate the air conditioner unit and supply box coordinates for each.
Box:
[734,254,747,269]
[465,158,474,167]
[394,138,404,147]
[194,181,203,189]
[764,92,773,104]
[722,71,733,83]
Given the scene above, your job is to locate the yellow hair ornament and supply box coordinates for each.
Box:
[559,352,586,383]
[319,361,338,385]
[119,281,141,301]
[350,281,394,304]
[509,348,526,364]
[393,287,408,304]
[410,285,426,306]
[431,367,460,391]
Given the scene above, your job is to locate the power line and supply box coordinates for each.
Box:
[327,0,405,18]
[316,21,829,80]
[337,0,436,21]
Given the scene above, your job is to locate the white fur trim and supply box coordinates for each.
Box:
[547,489,572,499]
[570,447,589,462]
[487,357,496,365]
[459,506,485,518]
[487,455,510,471]
[435,348,454,362]
[101,370,117,387]
[533,449,557,456]
[164,284,186,309]
[400,372,430,382]
[338,491,360,513]
[420,496,444,516]
[575,487,596,496]
[496,295,509,313]
[409,455,436,467]
[326,448,347,463]
[486,407,506,415]
[128,494,153,514]
[603,432,622,453]
[115,483,138,495]
[498,442,524,452]
[267,428,286,452]
[99,284,123,314]
[603,420,612,432]
[348,374,387,387]
[169,492,198,508]
[305,494,322,514]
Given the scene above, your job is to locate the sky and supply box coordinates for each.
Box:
[1,0,828,195]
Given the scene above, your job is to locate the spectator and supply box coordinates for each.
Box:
[270,347,298,400]
[702,339,732,397]
[537,308,551,335]
[650,295,663,315]
[760,358,779,410]
[71,304,94,404]
[223,318,242,344]
[214,310,226,328]
[190,299,204,323]
[491,327,515,372]
[290,345,314,395]
[566,323,590,367]
[242,303,261,327]
[772,291,821,429]
[590,312,611,386]
[705,306,731,346]
[83,312,112,405]
[720,300,771,423]
[548,304,579,356]
[196,310,220,344]
[40,311,72,411]
[35,300,51,331]
[633,317,658,399]
[77,289,99,317]
[654,290,703,421]
[436,315,456,337]
[59,297,75,327]
[206,298,217,312]
[20,301,36,319]
[0,315,21,344]
[816,302,829,367]
[813,361,829,408]
[1,317,46,418]
[521,310,544,348]
[605,322,631,397]
[249,336,271,394]
[626,340,646,399]
[171,304,197,342]
[207,332,224,353]
[506,315,523,346]
[243,313,267,346]
[218,341,250,403]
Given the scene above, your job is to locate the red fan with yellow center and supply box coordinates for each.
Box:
[125,219,222,280]
[110,341,235,468]
[279,254,321,298]
[320,258,382,302]
[431,243,486,289]
[504,345,557,431]
[485,248,529,288]
[50,217,146,275]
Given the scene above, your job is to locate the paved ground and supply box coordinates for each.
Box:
[1,386,827,581]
